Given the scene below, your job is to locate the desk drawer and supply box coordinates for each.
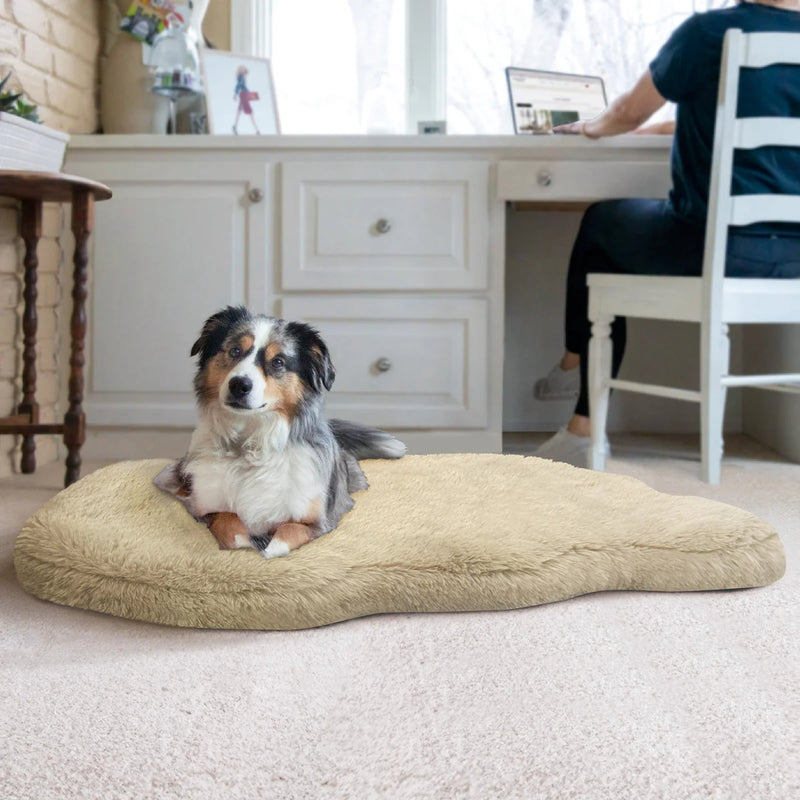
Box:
[279,295,488,428]
[281,161,488,290]
[496,159,671,202]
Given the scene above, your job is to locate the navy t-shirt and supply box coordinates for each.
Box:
[649,4,800,235]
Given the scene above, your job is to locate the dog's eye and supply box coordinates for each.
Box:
[228,346,242,360]
[271,356,285,370]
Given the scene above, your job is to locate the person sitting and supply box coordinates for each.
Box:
[534,0,800,467]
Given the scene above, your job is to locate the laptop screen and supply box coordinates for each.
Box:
[506,68,607,134]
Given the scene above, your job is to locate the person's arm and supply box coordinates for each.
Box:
[553,70,667,138]
[632,119,675,135]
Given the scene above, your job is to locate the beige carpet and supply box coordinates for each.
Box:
[1,434,799,800]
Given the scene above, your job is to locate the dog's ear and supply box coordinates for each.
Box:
[309,339,335,392]
[191,306,250,363]
[153,461,186,497]
[286,321,335,392]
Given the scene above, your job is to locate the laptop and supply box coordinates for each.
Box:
[505,67,607,134]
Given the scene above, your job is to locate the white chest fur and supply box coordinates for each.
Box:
[186,417,327,533]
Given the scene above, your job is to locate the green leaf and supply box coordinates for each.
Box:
[0,70,41,122]
[14,99,40,122]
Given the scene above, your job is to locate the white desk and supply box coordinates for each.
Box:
[65,134,671,453]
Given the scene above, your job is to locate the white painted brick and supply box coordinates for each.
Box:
[30,309,57,339]
[4,271,60,309]
[38,405,57,424]
[22,31,52,73]
[11,435,60,473]
[0,343,16,378]
[2,238,61,275]
[8,62,47,107]
[32,239,61,272]
[0,242,19,273]
[0,206,17,234]
[45,75,86,116]
[36,336,58,369]
[0,275,19,308]
[0,19,20,57]
[53,45,95,88]
[0,310,17,340]
[62,105,98,135]
[0,378,14,409]
[9,0,50,38]
[35,106,65,130]
[34,370,59,403]
[37,272,60,306]
[45,104,98,136]
[41,0,100,35]
[12,308,57,340]
[49,14,100,65]
[40,108,75,133]
[42,204,63,237]
[34,436,59,465]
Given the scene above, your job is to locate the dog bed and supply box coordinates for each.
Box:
[13,455,784,630]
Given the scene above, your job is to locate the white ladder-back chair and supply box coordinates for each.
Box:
[587,28,800,484]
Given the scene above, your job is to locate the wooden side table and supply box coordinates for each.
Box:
[0,171,112,487]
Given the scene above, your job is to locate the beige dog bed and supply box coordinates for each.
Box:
[14,455,784,630]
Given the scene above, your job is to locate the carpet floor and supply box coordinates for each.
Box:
[1,434,798,800]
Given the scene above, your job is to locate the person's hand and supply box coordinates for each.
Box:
[552,121,585,135]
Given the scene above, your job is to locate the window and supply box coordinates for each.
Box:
[241,0,732,135]
[270,0,406,134]
[446,0,730,133]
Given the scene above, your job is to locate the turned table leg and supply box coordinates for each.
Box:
[64,190,93,487]
[18,199,42,474]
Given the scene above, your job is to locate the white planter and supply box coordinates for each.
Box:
[0,111,70,172]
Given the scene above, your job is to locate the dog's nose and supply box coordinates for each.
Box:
[228,375,252,399]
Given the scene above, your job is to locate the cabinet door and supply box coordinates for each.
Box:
[79,160,271,425]
[280,295,488,428]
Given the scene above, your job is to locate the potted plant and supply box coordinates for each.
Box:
[0,71,70,173]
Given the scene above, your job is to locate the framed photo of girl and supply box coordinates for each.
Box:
[202,51,280,135]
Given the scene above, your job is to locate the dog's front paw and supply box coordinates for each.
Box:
[252,522,314,559]
[261,538,291,559]
[207,512,252,550]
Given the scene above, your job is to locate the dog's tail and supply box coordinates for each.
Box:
[329,419,406,460]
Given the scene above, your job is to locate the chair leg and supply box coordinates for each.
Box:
[588,314,613,471]
[701,323,729,484]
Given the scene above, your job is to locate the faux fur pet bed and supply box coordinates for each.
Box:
[14,455,784,630]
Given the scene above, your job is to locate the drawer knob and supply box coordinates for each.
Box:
[375,357,392,373]
[537,170,552,187]
[375,218,392,234]
[248,187,264,203]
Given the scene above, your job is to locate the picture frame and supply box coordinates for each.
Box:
[201,50,280,135]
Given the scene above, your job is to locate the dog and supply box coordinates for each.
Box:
[154,306,405,558]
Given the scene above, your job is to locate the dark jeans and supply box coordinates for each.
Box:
[566,199,800,417]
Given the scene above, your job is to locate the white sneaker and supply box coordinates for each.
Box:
[534,364,579,401]
[534,426,610,468]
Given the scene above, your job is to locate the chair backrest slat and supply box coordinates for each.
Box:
[742,32,800,68]
[703,28,800,304]
[735,117,800,150]
[730,195,800,227]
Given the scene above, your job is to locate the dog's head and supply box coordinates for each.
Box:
[190,306,335,417]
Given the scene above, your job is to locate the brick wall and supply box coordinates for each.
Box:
[0,0,101,476]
